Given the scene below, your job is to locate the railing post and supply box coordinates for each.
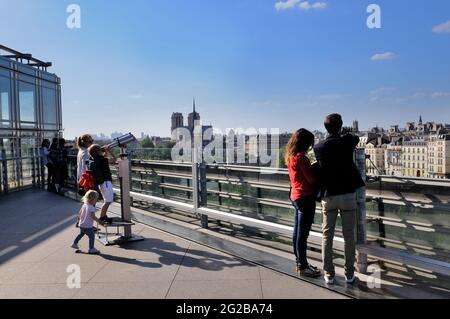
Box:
[129,152,134,207]
[1,149,8,195]
[39,147,45,189]
[355,148,368,274]
[199,162,208,228]
[256,187,263,217]
[186,179,191,200]
[217,181,222,206]
[161,176,165,196]
[192,154,199,212]
[31,148,36,188]
[377,198,386,248]
[193,121,208,228]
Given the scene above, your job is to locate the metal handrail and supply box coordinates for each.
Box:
[3,154,450,275]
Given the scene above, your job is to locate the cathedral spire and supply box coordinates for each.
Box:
[419,115,423,125]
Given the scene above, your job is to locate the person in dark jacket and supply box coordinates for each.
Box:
[313,113,365,285]
[49,138,68,194]
[47,138,59,192]
[88,144,117,223]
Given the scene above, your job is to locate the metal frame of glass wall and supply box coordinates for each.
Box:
[0,56,62,193]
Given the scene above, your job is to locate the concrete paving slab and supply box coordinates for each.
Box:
[0,190,348,299]
[167,279,263,299]
[73,281,171,299]
[258,266,289,280]
[103,238,188,262]
[261,278,347,299]
[0,262,36,284]
[88,259,179,283]
[185,243,236,260]
[6,260,108,284]
[0,283,80,299]
[175,258,260,281]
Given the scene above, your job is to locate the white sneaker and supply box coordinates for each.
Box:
[88,248,101,255]
[71,243,79,249]
[324,273,335,285]
[345,274,357,285]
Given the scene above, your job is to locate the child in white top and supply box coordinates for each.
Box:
[76,134,94,183]
[71,190,105,254]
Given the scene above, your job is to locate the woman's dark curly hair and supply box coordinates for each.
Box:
[284,128,315,166]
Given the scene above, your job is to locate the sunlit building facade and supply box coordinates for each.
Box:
[428,134,450,179]
[0,46,62,191]
[402,139,428,178]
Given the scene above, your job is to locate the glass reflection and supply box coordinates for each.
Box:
[0,76,10,123]
[19,81,36,123]
[42,87,57,124]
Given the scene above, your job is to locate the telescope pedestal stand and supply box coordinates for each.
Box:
[96,151,144,246]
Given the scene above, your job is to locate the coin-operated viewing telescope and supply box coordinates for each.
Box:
[96,132,144,246]
[107,132,137,150]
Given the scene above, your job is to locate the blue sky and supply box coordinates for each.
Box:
[1,0,449,138]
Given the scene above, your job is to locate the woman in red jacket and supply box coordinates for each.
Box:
[285,129,321,278]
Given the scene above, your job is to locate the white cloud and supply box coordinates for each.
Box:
[432,20,450,33]
[368,89,450,104]
[129,93,144,99]
[371,52,396,61]
[411,92,426,99]
[369,87,396,102]
[299,1,327,11]
[370,87,396,96]
[431,92,450,98]
[275,0,301,10]
[313,93,345,100]
[274,0,326,11]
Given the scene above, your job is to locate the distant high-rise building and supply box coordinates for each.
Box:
[352,120,359,133]
[111,131,124,139]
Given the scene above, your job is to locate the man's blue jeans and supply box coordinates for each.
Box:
[292,196,316,270]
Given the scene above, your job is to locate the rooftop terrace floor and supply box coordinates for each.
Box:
[0,190,345,299]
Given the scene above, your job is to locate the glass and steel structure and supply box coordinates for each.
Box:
[0,45,62,193]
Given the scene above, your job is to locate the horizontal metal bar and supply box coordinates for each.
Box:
[376,175,450,187]
[357,244,450,277]
[114,188,344,246]
[0,156,42,161]
[120,188,450,276]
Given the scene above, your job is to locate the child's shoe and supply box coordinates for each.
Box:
[71,243,79,249]
[88,248,101,255]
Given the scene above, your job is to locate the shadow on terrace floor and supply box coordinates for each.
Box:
[0,189,251,273]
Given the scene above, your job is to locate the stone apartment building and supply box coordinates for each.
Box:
[402,139,428,178]
[366,141,387,175]
[428,134,450,179]
[361,118,449,179]
[385,138,403,177]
